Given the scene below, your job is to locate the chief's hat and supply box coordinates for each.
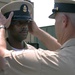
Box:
[0,0,33,21]
[49,0,75,19]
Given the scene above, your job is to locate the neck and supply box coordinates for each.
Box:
[59,30,75,45]
[7,38,25,49]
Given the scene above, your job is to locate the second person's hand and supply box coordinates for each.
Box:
[0,12,13,28]
[28,21,40,36]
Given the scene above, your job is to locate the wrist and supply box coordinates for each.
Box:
[0,25,6,29]
[34,28,42,37]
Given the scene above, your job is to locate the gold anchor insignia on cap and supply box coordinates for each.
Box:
[23,5,27,12]
[54,7,58,11]
[52,7,59,12]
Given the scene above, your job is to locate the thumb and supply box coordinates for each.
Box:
[8,12,14,21]
[6,12,14,28]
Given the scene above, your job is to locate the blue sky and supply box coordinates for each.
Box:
[31,0,55,27]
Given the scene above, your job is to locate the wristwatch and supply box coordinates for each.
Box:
[0,25,6,29]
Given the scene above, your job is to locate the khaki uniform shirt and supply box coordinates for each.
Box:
[2,38,75,75]
[6,39,36,50]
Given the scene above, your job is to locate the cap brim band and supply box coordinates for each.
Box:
[49,3,75,19]
[4,10,32,20]
[12,16,32,20]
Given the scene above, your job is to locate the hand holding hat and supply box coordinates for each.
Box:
[28,21,40,36]
[0,12,13,28]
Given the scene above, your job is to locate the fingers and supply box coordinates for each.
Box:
[0,12,14,28]
[7,12,14,22]
[6,12,14,28]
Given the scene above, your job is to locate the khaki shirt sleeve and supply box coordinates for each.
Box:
[6,49,61,75]
[11,50,41,68]
[5,49,42,75]
[6,48,70,75]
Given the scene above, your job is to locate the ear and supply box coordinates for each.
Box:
[62,14,68,28]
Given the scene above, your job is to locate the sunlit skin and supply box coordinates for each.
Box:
[55,13,64,44]
[55,13,75,45]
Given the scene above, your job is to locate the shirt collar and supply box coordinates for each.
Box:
[61,38,75,49]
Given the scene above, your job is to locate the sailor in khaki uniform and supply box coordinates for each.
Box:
[1,0,75,75]
[1,0,36,51]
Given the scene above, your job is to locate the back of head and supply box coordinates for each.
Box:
[0,0,33,21]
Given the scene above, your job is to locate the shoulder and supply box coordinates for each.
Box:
[27,44,36,50]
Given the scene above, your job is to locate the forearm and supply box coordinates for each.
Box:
[0,12,13,71]
[35,28,61,50]
[0,28,6,57]
[0,28,6,71]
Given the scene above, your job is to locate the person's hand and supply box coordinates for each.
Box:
[0,12,13,28]
[28,21,40,36]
